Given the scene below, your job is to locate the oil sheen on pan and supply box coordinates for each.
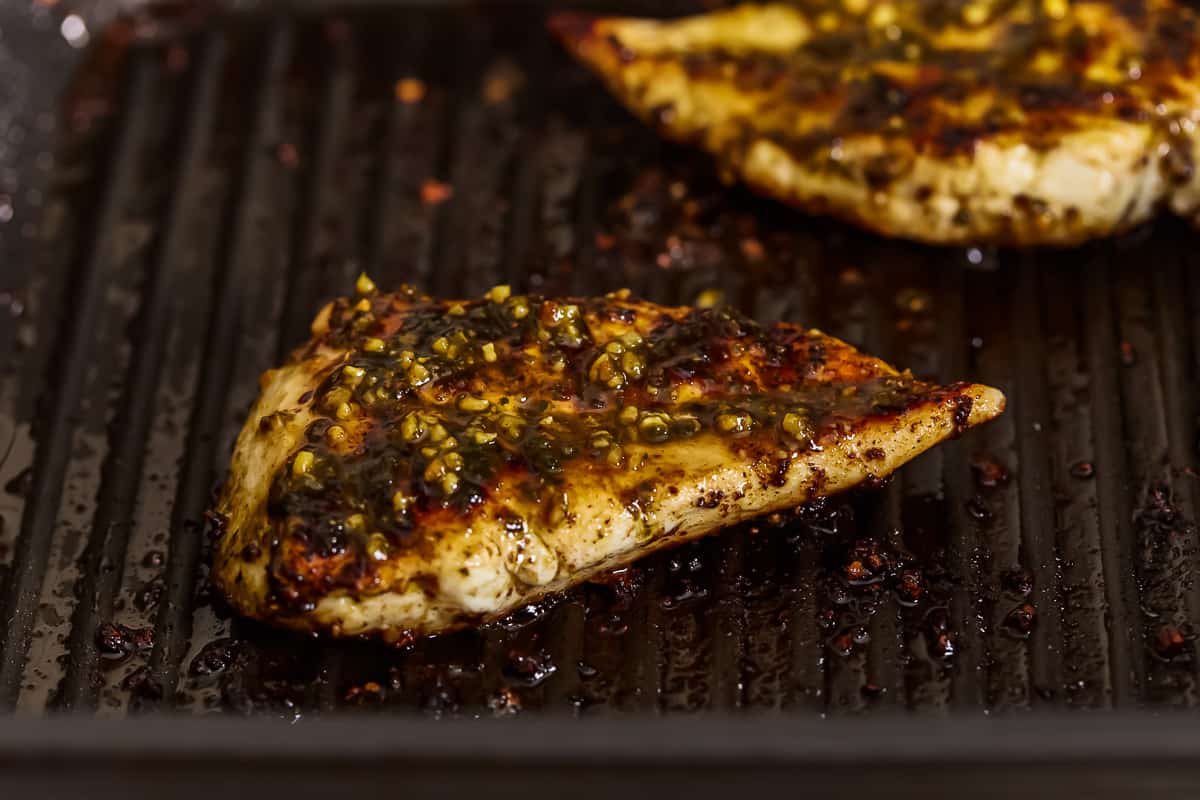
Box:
[212,280,1004,642]
[551,0,1200,246]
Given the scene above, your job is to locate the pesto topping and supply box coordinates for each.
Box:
[264,280,951,601]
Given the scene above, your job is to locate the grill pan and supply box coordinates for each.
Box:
[2,0,1200,792]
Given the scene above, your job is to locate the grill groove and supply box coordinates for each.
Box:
[145,28,295,704]
[58,38,228,712]
[1084,258,1141,707]
[0,56,158,710]
[1013,257,1066,707]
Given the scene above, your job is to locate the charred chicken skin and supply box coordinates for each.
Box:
[551,0,1200,245]
[213,281,1004,640]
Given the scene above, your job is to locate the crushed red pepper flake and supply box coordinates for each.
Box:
[421,179,454,206]
[395,77,426,104]
[740,237,765,262]
[165,44,189,73]
[276,142,299,169]
[482,59,526,104]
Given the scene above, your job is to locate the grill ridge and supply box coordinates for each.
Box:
[937,264,985,710]
[1115,240,1200,706]
[1012,257,1065,706]
[57,37,229,712]
[1040,254,1114,710]
[0,57,158,709]
[964,264,1031,710]
[278,26,358,716]
[1084,258,1141,706]
[861,260,905,712]
[145,28,295,705]
[1149,247,1200,697]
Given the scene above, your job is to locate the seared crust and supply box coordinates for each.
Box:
[213,283,1004,640]
[551,0,1200,245]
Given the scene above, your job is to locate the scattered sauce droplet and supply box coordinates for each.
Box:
[487,687,522,715]
[1153,625,1190,661]
[895,568,925,607]
[1002,568,1034,597]
[4,466,33,497]
[965,496,992,521]
[970,454,1010,488]
[924,607,957,659]
[95,622,154,660]
[1004,603,1038,638]
[188,637,239,676]
[502,650,557,688]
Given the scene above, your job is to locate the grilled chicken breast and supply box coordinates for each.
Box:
[213,281,1004,640]
[551,0,1200,245]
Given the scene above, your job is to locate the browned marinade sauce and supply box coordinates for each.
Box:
[261,282,966,608]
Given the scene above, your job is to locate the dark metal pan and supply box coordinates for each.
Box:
[0,1,1198,792]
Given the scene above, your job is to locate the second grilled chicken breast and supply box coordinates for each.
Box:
[213,281,1003,640]
[552,0,1200,246]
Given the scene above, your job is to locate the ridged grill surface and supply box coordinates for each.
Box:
[1,3,1199,717]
